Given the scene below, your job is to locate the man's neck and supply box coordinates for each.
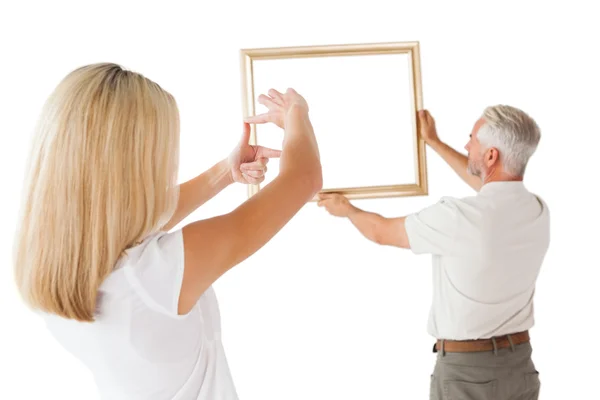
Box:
[481,169,523,185]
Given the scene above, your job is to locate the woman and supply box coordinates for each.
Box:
[13,63,322,399]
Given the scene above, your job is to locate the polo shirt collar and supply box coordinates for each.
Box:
[479,180,526,196]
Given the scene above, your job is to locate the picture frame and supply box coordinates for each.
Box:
[240,41,427,200]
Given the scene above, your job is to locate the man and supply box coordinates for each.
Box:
[318,106,549,400]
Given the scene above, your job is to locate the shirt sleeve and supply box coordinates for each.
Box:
[123,229,185,317]
[405,197,458,255]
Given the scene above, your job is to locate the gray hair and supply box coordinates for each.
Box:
[477,105,541,176]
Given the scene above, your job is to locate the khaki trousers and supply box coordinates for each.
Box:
[430,342,540,399]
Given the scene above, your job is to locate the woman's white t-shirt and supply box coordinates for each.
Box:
[43,230,239,400]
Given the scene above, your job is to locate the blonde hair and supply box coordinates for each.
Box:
[13,63,180,322]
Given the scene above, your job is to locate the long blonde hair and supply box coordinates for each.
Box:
[14,63,180,322]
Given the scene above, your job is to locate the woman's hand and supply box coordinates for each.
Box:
[228,122,281,184]
[245,88,309,129]
[179,89,321,316]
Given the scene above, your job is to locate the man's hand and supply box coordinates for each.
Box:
[418,110,440,146]
[245,88,309,129]
[317,193,355,217]
[228,123,281,184]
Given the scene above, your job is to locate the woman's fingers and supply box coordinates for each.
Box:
[242,172,265,184]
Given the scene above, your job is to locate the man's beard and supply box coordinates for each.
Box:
[467,156,482,177]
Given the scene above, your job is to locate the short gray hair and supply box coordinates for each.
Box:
[477,105,541,176]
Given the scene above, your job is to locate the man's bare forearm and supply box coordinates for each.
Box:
[429,140,482,191]
[347,206,388,244]
[163,159,233,231]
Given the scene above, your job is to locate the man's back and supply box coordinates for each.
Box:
[406,181,550,340]
[320,106,548,399]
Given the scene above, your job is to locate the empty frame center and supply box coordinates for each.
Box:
[252,53,416,190]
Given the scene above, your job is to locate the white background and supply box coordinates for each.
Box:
[0,1,598,399]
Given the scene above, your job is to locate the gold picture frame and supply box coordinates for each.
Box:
[240,41,427,200]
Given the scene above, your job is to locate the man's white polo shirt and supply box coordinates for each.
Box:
[405,181,550,340]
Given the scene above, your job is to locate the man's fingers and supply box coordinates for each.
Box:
[256,146,282,158]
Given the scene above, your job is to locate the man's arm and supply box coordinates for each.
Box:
[418,110,482,192]
[347,207,409,248]
[318,194,409,248]
[428,140,482,191]
[319,193,458,255]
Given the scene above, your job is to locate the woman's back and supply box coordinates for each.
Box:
[15,63,321,399]
[43,231,238,400]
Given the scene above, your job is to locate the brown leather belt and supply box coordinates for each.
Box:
[434,331,530,353]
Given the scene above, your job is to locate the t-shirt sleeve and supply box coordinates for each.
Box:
[123,229,185,317]
[405,197,458,255]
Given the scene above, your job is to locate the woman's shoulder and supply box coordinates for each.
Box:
[102,229,187,317]
[124,229,184,264]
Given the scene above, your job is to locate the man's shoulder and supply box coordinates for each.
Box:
[414,195,459,213]
[530,191,550,211]
[427,194,489,225]
[530,192,551,225]
[437,194,480,210]
[409,196,467,225]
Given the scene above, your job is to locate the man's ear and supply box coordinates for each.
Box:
[486,147,500,167]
